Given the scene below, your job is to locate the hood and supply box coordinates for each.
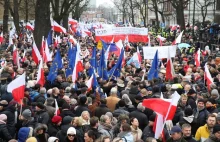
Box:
[61,124,72,134]
[34,124,47,135]
[183,115,194,123]
[18,127,30,142]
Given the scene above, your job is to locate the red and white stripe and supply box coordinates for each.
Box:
[86,74,94,91]
[13,45,17,65]
[36,58,45,87]
[0,32,4,44]
[52,21,67,33]
[165,47,175,80]
[195,48,200,67]
[32,41,41,65]
[44,39,52,62]
[26,22,34,31]
[69,35,77,45]
[68,18,78,25]
[172,31,184,45]
[204,63,214,90]
[7,73,25,103]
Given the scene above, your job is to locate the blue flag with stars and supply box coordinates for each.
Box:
[89,47,97,76]
[47,49,63,83]
[148,50,159,80]
[66,45,77,77]
[98,47,108,80]
[108,49,124,79]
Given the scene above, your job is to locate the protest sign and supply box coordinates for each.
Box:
[143,46,177,59]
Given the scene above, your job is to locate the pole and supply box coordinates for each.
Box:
[188,0,191,23]
[192,0,196,37]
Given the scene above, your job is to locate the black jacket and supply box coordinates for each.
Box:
[34,95,46,104]
[129,110,148,131]
[48,123,60,137]
[56,124,72,142]
[75,105,90,117]
[193,108,209,131]
[0,124,12,142]
[35,109,50,124]
[187,96,197,110]
[60,109,76,119]
[183,136,197,142]
[94,104,111,118]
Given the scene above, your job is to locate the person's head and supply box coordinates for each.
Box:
[100,115,111,125]
[20,109,32,121]
[110,87,117,96]
[39,87,46,96]
[118,114,129,124]
[211,89,219,100]
[197,99,205,110]
[51,115,62,126]
[84,130,96,142]
[34,124,47,135]
[120,123,131,132]
[187,88,196,97]
[71,117,82,127]
[170,126,182,140]
[35,102,45,111]
[213,124,220,140]
[137,103,145,112]
[81,111,90,121]
[48,137,59,142]
[0,114,7,124]
[206,98,216,108]
[184,84,191,92]
[0,100,8,111]
[90,116,99,128]
[118,100,126,107]
[57,75,63,83]
[130,117,139,128]
[67,127,76,141]
[63,95,71,104]
[145,137,157,142]
[207,114,217,128]
[148,114,156,126]
[52,87,60,96]
[102,136,111,142]
[182,123,192,137]
[180,94,187,105]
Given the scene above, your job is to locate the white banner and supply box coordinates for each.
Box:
[95,27,148,36]
[143,46,177,59]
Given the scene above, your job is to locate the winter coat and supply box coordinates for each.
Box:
[130,126,142,142]
[21,117,36,129]
[113,107,129,117]
[94,104,111,118]
[34,124,49,142]
[48,123,60,137]
[118,132,134,142]
[56,124,71,142]
[30,90,39,102]
[173,107,184,125]
[18,127,32,142]
[106,95,120,112]
[75,105,90,117]
[34,95,46,104]
[45,105,56,119]
[98,123,113,140]
[193,108,209,132]
[63,136,79,142]
[0,123,12,142]
[129,110,148,131]
[35,109,50,124]
[187,96,197,110]
[90,127,102,139]
[179,115,197,136]
[0,105,16,137]
[204,134,220,142]
[183,136,197,142]
[167,137,187,142]
[206,106,218,114]
[60,109,75,119]
[195,124,210,142]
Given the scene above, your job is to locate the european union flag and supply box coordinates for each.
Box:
[101,39,108,50]
[47,49,63,83]
[66,46,77,77]
[47,30,53,46]
[108,49,124,79]
[148,50,159,80]
[98,47,108,80]
[89,47,97,76]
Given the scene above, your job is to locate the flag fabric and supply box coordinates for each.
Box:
[32,41,41,65]
[52,21,67,33]
[165,47,175,80]
[7,73,25,103]
[54,99,60,116]
[98,47,109,80]
[68,18,78,25]
[204,63,214,90]
[44,39,52,62]
[69,35,77,45]
[195,48,200,67]
[89,47,97,76]
[108,49,124,79]
[0,32,4,44]
[113,40,123,56]
[47,30,53,46]
[54,35,61,47]
[66,46,77,77]
[148,35,151,47]
[47,49,63,83]
[172,31,184,45]
[124,35,130,51]
[127,52,141,68]
[36,58,45,87]
[157,35,166,46]
[105,38,114,65]
[16,50,20,69]
[86,74,94,91]
[153,113,164,139]
[26,22,34,31]
[40,37,46,62]
[13,45,17,65]
[148,50,159,80]
[143,91,180,120]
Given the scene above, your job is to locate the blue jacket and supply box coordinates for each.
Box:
[18,127,31,142]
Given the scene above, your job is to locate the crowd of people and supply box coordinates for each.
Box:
[0,23,220,142]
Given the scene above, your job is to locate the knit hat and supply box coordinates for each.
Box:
[63,116,73,125]
[36,102,45,109]
[149,114,156,122]
[22,109,32,120]
[211,89,220,99]
[0,114,7,124]
[213,124,220,134]
[67,127,76,135]
[184,107,193,116]
[48,137,59,142]
[52,116,62,124]
[26,137,37,142]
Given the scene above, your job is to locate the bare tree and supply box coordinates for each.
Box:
[113,0,129,24]
[19,0,36,22]
[196,0,214,24]
[2,0,10,33]
[127,0,135,26]
[170,0,189,31]
[133,0,147,27]
[72,0,89,21]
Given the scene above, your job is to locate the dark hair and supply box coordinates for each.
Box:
[100,99,107,104]
[207,113,217,120]
[90,117,99,127]
[118,100,126,107]
[130,117,137,125]
[121,123,131,132]
[86,130,96,140]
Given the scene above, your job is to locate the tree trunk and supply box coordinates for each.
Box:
[3,0,9,34]
[25,0,28,22]
[153,0,159,28]
[62,14,69,30]
[176,2,185,31]
[129,0,135,26]
[214,0,220,23]
[34,0,51,49]
[13,0,20,33]
[144,0,147,27]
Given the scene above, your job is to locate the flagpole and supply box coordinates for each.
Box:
[20,99,23,115]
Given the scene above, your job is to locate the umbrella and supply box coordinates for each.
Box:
[178,43,191,48]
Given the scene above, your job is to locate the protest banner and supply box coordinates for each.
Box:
[143,46,177,59]
[95,27,148,42]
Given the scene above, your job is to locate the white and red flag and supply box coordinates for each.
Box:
[204,63,214,90]
[0,32,4,44]
[172,31,184,45]
[52,21,67,33]
[26,22,34,31]
[36,58,45,87]
[86,74,94,91]
[165,47,175,80]
[195,48,200,67]
[7,73,26,103]
[32,41,41,65]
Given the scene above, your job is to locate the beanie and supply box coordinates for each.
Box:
[67,127,76,135]
[184,107,193,116]
[22,109,32,120]
[52,115,62,124]
[48,137,59,142]
[36,102,45,109]
[213,124,220,134]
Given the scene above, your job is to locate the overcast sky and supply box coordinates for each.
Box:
[96,0,114,7]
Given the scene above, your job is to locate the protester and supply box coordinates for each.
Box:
[181,124,197,142]
[167,126,187,142]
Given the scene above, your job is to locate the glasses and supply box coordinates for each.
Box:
[68,134,75,137]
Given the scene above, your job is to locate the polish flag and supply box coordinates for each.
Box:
[142,91,180,120]
[124,35,131,51]
[195,48,200,67]
[172,31,184,45]
[204,63,214,90]
[40,37,46,61]
[54,99,60,116]
[165,47,175,80]
[153,113,165,141]
[36,58,45,86]
[69,35,77,45]
[72,43,84,83]
[137,47,142,64]
[54,35,61,47]
[86,74,94,91]
[68,18,78,25]
[13,45,17,65]
[83,30,92,37]
[157,35,166,46]
[44,39,52,62]
[7,73,25,103]
[52,21,67,33]
[21,50,27,62]
[32,41,41,65]
[16,50,20,69]
[26,23,34,31]
[105,37,114,65]
[114,40,123,57]
[0,32,4,44]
